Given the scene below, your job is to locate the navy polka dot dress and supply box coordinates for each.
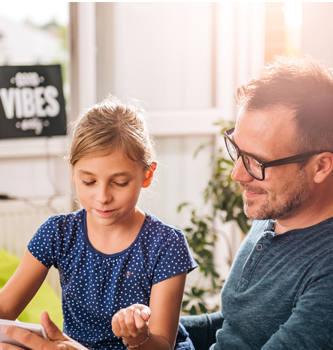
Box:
[28,209,197,349]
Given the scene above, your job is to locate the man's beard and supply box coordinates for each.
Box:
[241,169,309,221]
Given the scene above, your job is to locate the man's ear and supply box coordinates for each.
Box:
[142,162,157,188]
[313,152,333,184]
[67,158,76,185]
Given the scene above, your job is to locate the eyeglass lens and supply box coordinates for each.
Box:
[225,136,263,180]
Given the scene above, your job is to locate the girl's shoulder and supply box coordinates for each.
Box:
[28,210,86,269]
[40,208,85,232]
[144,212,179,230]
[140,213,197,280]
[143,212,185,241]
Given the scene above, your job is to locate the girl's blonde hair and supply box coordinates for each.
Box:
[69,95,156,170]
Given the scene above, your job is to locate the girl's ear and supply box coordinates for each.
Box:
[67,159,76,185]
[142,162,157,188]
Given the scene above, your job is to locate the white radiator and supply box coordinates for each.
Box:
[0,196,71,296]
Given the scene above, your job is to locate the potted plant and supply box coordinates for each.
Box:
[179,121,252,315]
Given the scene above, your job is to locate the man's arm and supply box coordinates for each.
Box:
[180,311,223,350]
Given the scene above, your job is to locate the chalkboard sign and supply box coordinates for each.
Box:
[0,65,67,139]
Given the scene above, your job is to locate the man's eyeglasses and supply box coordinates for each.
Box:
[223,127,328,181]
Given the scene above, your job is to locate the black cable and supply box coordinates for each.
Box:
[0,194,14,200]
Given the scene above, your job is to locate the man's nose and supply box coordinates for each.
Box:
[231,157,254,183]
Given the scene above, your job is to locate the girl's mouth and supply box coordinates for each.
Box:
[95,209,115,216]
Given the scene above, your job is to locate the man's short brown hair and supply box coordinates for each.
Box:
[235,54,333,153]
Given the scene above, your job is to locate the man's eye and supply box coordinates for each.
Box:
[83,181,95,186]
[115,182,129,187]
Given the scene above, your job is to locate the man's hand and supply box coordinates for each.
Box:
[112,304,151,346]
[0,311,87,350]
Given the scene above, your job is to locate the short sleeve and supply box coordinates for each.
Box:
[27,215,60,269]
[152,228,197,285]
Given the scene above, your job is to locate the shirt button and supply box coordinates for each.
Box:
[247,259,252,267]
[256,244,263,251]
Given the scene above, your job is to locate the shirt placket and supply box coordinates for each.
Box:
[235,229,275,293]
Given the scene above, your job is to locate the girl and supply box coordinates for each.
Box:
[0,96,197,350]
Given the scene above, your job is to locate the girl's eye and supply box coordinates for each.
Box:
[83,181,95,186]
[115,182,129,187]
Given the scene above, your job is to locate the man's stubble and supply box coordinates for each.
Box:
[242,169,309,221]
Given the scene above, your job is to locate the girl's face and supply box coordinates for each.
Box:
[70,150,154,229]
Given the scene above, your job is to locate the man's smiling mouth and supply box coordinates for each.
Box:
[239,183,267,198]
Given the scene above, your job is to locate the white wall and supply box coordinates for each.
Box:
[94,2,265,284]
[110,3,213,110]
[138,135,214,228]
[0,138,70,199]
[302,3,333,65]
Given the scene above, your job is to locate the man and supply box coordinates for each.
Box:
[2,55,333,349]
[181,54,333,349]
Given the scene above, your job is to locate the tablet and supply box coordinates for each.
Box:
[0,318,47,349]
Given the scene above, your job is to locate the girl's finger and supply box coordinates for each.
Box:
[129,304,151,320]
[124,308,138,337]
[1,325,56,350]
[116,309,131,337]
[40,311,67,342]
[0,342,24,350]
[140,310,150,322]
[111,313,121,337]
[133,308,148,331]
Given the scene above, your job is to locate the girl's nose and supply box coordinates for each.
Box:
[231,157,254,183]
[97,185,113,204]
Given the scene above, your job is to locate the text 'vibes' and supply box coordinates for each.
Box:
[0,71,61,135]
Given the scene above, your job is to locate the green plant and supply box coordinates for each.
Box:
[180,120,252,315]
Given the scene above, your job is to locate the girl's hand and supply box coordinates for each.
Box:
[0,311,87,350]
[111,304,151,344]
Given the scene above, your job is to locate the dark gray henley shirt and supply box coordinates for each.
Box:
[181,217,333,349]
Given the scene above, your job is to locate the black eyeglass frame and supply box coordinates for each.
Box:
[223,127,328,181]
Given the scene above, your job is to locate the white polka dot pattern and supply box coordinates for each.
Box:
[27,210,197,349]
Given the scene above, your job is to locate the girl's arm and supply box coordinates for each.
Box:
[112,271,187,350]
[0,249,48,320]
